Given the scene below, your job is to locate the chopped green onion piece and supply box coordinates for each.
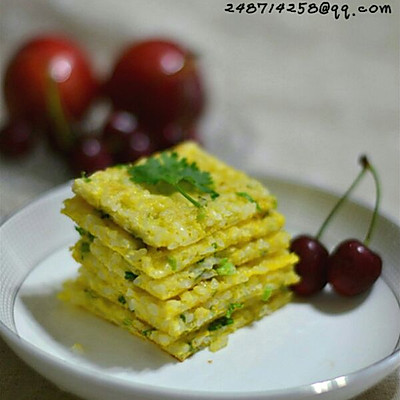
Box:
[215,258,236,276]
[262,286,273,302]
[142,328,155,337]
[118,295,126,304]
[208,316,234,331]
[236,192,262,212]
[167,257,177,271]
[84,289,97,298]
[80,241,90,253]
[75,226,94,241]
[80,171,91,183]
[226,302,243,318]
[124,271,138,281]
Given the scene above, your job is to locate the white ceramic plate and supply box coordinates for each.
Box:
[1,177,399,400]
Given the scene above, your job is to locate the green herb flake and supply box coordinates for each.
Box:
[211,242,218,249]
[187,341,195,352]
[127,151,219,208]
[167,257,178,271]
[180,314,186,323]
[83,289,97,299]
[142,328,155,337]
[114,163,127,169]
[215,258,236,276]
[226,302,243,318]
[208,316,234,331]
[118,295,127,305]
[196,206,207,221]
[80,241,91,254]
[236,192,262,212]
[123,318,133,326]
[75,225,85,236]
[124,271,138,281]
[262,285,274,302]
[80,171,92,183]
[75,226,95,241]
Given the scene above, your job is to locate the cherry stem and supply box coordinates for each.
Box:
[363,157,381,246]
[315,155,368,240]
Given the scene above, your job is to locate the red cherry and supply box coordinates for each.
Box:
[69,136,113,175]
[289,155,381,297]
[327,239,382,296]
[105,39,205,129]
[102,110,138,154]
[150,123,200,150]
[117,130,154,163]
[3,35,98,127]
[290,235,329,296]
[0,120,36,158]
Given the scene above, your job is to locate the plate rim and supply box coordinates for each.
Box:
[1,177,399,400]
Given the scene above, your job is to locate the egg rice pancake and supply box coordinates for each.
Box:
[60,278,294,361]
[73,229,291,300]
[72,141,277,249]
[69,248,298,337]
[63,195,285,279]
[60,142,299,360]
[71,244,297,318]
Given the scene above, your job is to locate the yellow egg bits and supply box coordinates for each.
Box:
[60,142,299,361]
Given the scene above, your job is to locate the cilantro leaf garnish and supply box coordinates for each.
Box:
[128,151,219,208]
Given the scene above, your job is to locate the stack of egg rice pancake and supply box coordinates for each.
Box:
[59,142,299,361]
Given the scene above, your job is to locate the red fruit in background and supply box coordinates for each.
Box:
[3,35,98,127]
[105,39,205,129]
[101,110,154,163]
[117,130,154,163]
[102,110,139,154]
[150,123,201,150]
[0,120,36,158]
[69,136,113,175]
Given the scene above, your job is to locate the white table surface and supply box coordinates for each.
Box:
[0,0,399,399]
